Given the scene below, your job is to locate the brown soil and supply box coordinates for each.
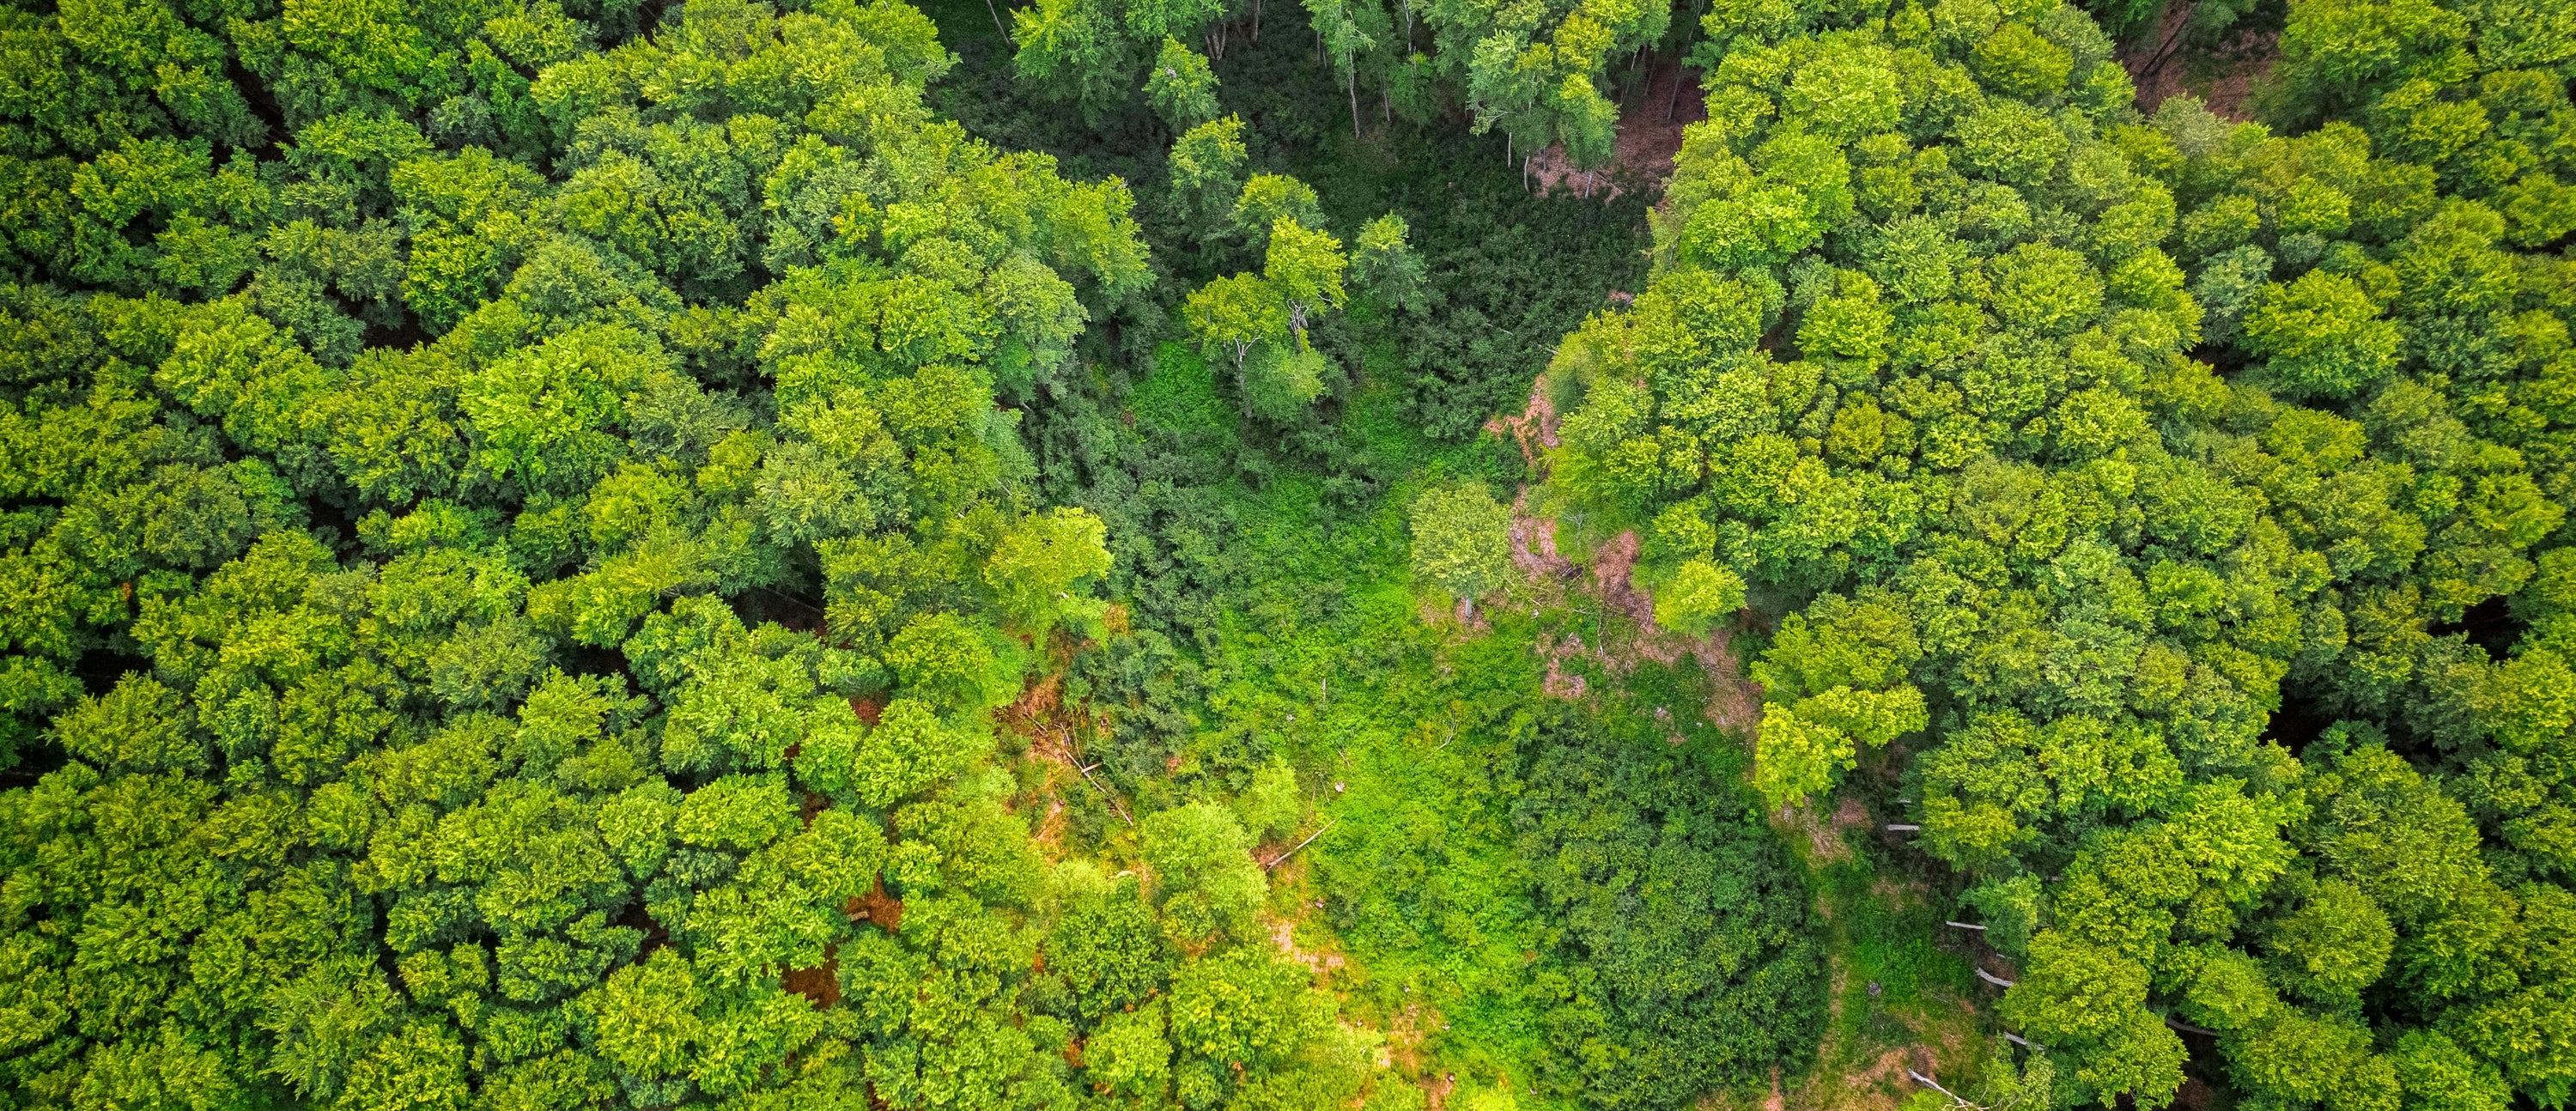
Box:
[1492,374,1771,722]
[1509,494,1575,583]
[1771,793,1870,867]
[1699,626,1765,735]
[1540,630,1594,701]
[2118,0,2278,118]
[1379,997,1450,1103]
[1524,60,1710,199]
[846,883,903,933]
[1270,919,1349,981]
[1425,1070,1456,1110]
[783,955,841,1008]
[1484,375,1564,472]
[1030,792,1071,856]
[1002,673,1062,730]
[1589,531,1656,630]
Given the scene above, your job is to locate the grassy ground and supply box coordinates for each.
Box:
[1771,823,1991,1109]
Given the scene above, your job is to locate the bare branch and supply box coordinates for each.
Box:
[1264,817,1339,871]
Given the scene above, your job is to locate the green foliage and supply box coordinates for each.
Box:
[1513,709,1828,1109]
[2242,269,2403,398]
[1168,945,1332,1071]
[1236,756,1304,840]
[1141,799,1269,941]
[1184,270,1291,391]
[39,0,2576,1103]
[1146,36,1223,131]
[1352,213,1430,313]
[1232,173,1326,251]
[0,2,1263,1108]
[984,507,1115,638]
[1407,479,1516,612]
[1047,874,1176,1021]
[1170,114,1250,230]
[1537,0,2576,1103]
[1084,1001,1176,1097]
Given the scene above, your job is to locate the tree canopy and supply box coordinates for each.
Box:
[19,0,2576,1103]
[1537,0,2576,1102]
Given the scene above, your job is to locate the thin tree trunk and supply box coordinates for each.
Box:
[1072,760,1133,825]
[1350,70,1361,137]
[2139,9,2195,88]
[1666,0,1698,123]
[1253,0,1262,42]
[1263,818,1337,870]
[984,0,1006,39]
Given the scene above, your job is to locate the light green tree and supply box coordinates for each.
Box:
[1407,481,1515,618]
[1145,37,1220,131]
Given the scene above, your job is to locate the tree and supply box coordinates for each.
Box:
[1084,1003,1174,1097]
[2266,878,2394,1008]
[1170,115,1249,231]
[1407,481,1514,618]
[1304,0,1385,137]
[1144,37,1220,131]
[1512,709,1826,1109]
[1182,272,1290,398]
[983,507,1114,638]
[1141,801,1267,942]
[1235,757,1301,841]
[1048,877,1174,1020]
[1350,213,1426,313]
[2241,270,2403,399]
[1652,558,1747,635]
[1166,947,1328,1075]
[1263,218,1346,349]
[1013,0,1136,122]
[0,3,1202,1110]
[885,612,1007,710]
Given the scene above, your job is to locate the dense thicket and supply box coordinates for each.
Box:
[1538,0,2576,1103]
[1512,709,1826,1110]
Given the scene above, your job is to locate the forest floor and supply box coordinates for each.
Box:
[2117,0,2279,117]
[1523,58,1710,199]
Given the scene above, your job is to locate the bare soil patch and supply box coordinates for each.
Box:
[2118,0,2277,118]
[1484,374,1564,470]
[1271,919,1349,980]
[1523,60,1710,198]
